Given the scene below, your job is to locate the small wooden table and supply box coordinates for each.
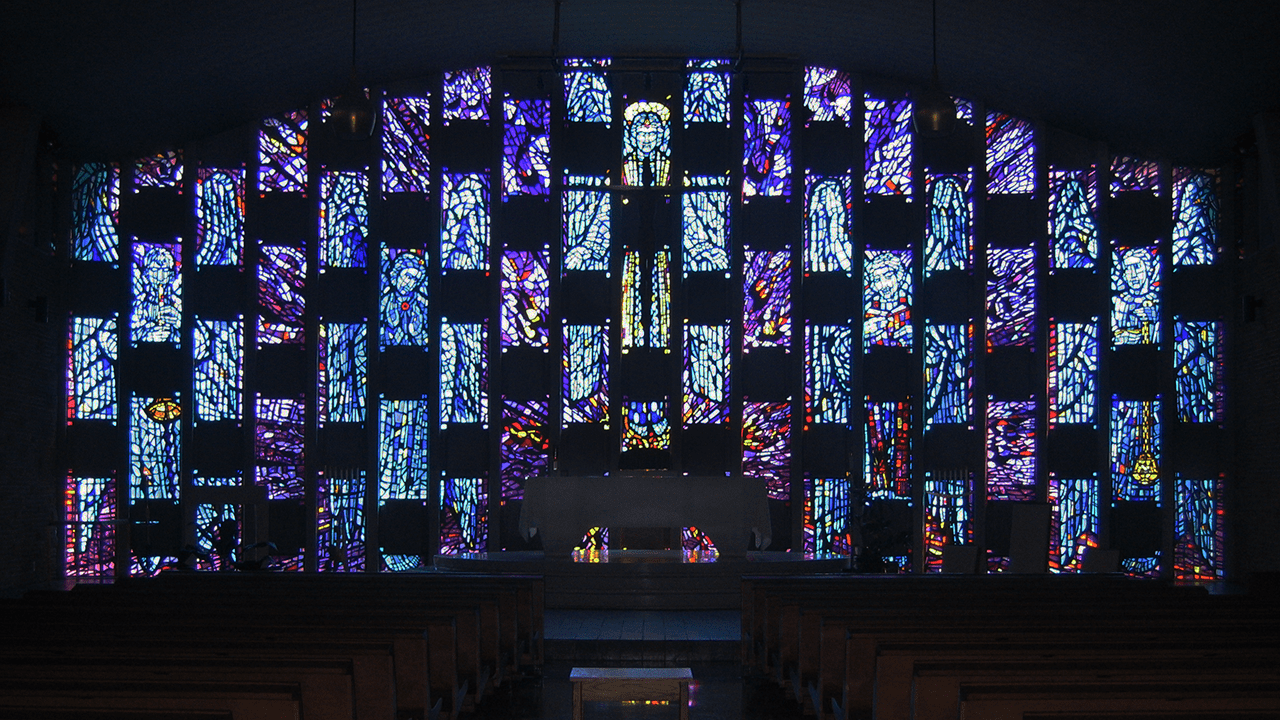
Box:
[570,667,692,720]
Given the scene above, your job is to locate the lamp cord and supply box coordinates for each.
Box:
[932,0,938,70]
[351,0,358,72]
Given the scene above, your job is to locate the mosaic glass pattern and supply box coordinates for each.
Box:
[805,324,852,426]
[564,58,611,124]
[195,168,245,266]
[1111,399,1161,502]
[500,399,549,501]
[380,248,429,348]
[623,101,671,186]
[1048,168,1098,270]
[924,470,972,573]
[865,400,911,499]
[683,178,731,273]
[258,109,308,194]
[194,503,239,571]
[503,98,551,197]
[623,400,670,451]
[1048,476,1099,573]
[379,399,430,500]
[319,171,369,270]
[130,394,182,501]
[255,396,305,470]
[440,321,487,425]
[986,247,1036,349]
[1111,245,1161,346]
[441,172,489,270]
[804,476,851,557]
[318,471,365,571]
[743,250,792,349]
[986,400,1036,501]
[442,66,491,123]
[743,401,791,501]
[563,176,610,272]
[924,171,973,275]
[1048,322,1098,426]
[501,249,550,348]
[622,250,671,349]
[319,323,367,424]
[651,250,671,349]
[1172,169,1218,266]
[135,150,182,190]
[258,245,306,346]
[864,249,913,349]
[864,94,913,196]
[1175,476,1224,582]
[65,476,115,577]
[193,319,242,423]
[683,325,730,426]
[130,242,182,346]
[382,96,431,195]
[985,112,1035,195]
[743,99,791,197]
[1110,155,1160,196]
[684,59,731,126]
[804,174,854,273]
[1174,320,1222,423]
[563,324,609,424]
[803,67,853,126]
[67,316,117,422]
[924,323,972,428]
[72,162,120,263]
[439,476,487,554]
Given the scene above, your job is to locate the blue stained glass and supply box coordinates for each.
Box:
[130,242,183,346]
[256,466,304,502]
[1111,245,1161,346]
[503,98,551,197]
[318,471,365,571]
[623,101,672,187]
[379,399,430,500]
[501,250,551,348]
[985,112,1036,195]
[563,324,609,424]
[443,66,491,123]
[743,401,791,501]
[683,181,731,273]
[1110,156,1160,196]
[194,503,239,571]
[986,247,1036,349]
[320,323,367,424]
[863,249,913,349]
[135,150,183,190]
[1175,476,1224,582]
[258,109,308,194]
[193,474,240,487]
[803,67,853,126]
[72,163,120,263]
[986,399,1036,501]
[804,174,854,273]
[500,399,549,501]
[1111,399,1160,501]
[440,321,487,425]
[804,324,852,425]
[1048,322,1098,426]
[684,324,730,426]
[68,316,118,422]
[439,476,487,554]
[1172,169,1218,266]
[196,168,245,266]
[382,96,430,196]
[441,172,490,270]
[865,400,911,499]
[1174,319,1221,423]
[744,250,792,349]
[743,99,791,198]
[684,59,731,127]
[924,470,972,572]
[924,171,973,275]
[622,252,644,349]
[924,323,972,428]
[621,250,671,349]
[258,245,306,346]
[804,476,851,557]
[954,98,975,124]
[1049,476,1098,573]
[564,58,612,124]
[193,319,242,423]
[1048,168,1098,271]
[651,250,670,349]
[864,95,913,197]
[319,171,368,270]
[255,396,305,468]
[380,248,430,348]
[623,400,670,451]
[564,177,610,272]
[65,475,116,578]
[130,394,182,501]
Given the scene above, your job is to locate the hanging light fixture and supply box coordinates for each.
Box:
[329,0,377,139]
[913,0,956,138]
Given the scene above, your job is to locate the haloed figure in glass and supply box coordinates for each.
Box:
[134,245,182,343]
[383,251,428,343]
[864,251,911,347]
[1114,249,1159,345]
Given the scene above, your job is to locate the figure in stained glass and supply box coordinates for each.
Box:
[623,101,671,187]
[804,174,853,273]
[380,249,429,348]
[863,250,912,349]
[1111,245,1160,346]
[196,168,245,266]
[924,172,972,275]
[131,243,182,346]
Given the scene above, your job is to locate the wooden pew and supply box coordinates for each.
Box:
[0,678,303,720]
[957,681,1280,720]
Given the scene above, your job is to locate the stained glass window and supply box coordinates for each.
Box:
[804,476,851,557]
[255,396,305,470]
[623,101,671,187]
[743,401,791,501]
[379,248,429,348]
[439,476,486,554]
[563,175,610,272]
[623,400,670,450]
[986,399,1036,501]
[1174,475,1224,582]
[924,323,972,428]
[441,172,489,270]
[1111,244,1160,346]
[803,67,853,126]
[440,321,487,426]
[1174,319,1222,423]
[196,168,245,266]
[72,163,120,263]
[258,245,306,346]
[622,250,671,349]
[130,394,182,501]
[1048,322,1098,426]
[378,399,430,499]
[622,252,644,349]
[135,150,183,190]
[805,324,852,426]
[67,316,117,422]
[501,250,550,348]
[684,325,730,426]
[923,470,972,573]
[319,171,369,270]
[563,324,609,424]
[500,399,549,500]
[1172,169,1218,266]
[1048,168,1098,271]
[443,66,491,123]
[864,249,913,349]
[744,250,792,349]
[1110,155,1160,196]
[651,250,670,349]
[318,470,364,571]
[954,98,975,124]
[924,171,973,275]
[319,322,367,424]
[1048,476,1098,573]
[193,319,242,423]
[743,99,791,197]
[985,112,1035,195]
[804,174,853,273]
[1110,399,1160,502]
[382,96,430,195]
[986,247,1035,349]
[65,475,115,577]
[193,503,239,571]
[865,400,911,499]
[564,58,612,124]
[258,109,308,194]
[503,98,551,197]
[864,94,913,197]
[683,175,731,273]
[130,242,182,346]
[684,59,731,126]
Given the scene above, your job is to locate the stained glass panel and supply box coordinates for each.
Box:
[864,95,913,196]
[439,476,487,554]
[1111,245,1161,346]
[196,168,245,266]
[501,250,550,348]
[1172,169,1218,266]
[864,249,913,349]
[440,321,487,425]
[130,242,182,346]
[805,324,852,426]
[1175,476,1224,582]
[924,323,972,428]
[564,176,610,272]
[803,67,853,126]
[986,247,1036,349]
[804,476,851,557]
[67,316,117,422]
[1110,399,1161,502]
[986,399,1036,501]
[1174,319,1221,423]
[64,475,115,577]
[258,110,308,194]
[683,177,731,273]
[503,98,551,197]
[743,99,791,198]
[924,171,973,275]
[378,399,430,499]
[563,324,609,424]
[1048,168,1098,270]
[743,250,792,349]
[684,59,731,126]
[1048,322,1098,426]
[193,319,242,423]
[320,323,367,424]
[623,101,671,187]
[258,245,306,347]
[1048,476,1098,573]
[255,396,305,472]
[72,163,120,263]
[622,251,643,348]
[743,401,791,501]
[194,503,239,571]
[804,174,853,273]
[443,66,491,123]
[500,399,549,501]
[564,58,611,124]
[320,171,368,270]
[623,400,670,451]
[651,250,671,349]
[380,248,429,348]
[865,400,911,499]
[985,112,1035,195]
[318,471,364,571]
[135,150,182,190]
[684,325,730,426]
[1110,156,1160,196]
[130,394,182,501]
[441,172,489,270]
[382,96,430,195]
[924,470,972,573]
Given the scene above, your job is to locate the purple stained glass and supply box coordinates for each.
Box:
[986,247,1036,349]
[743,99,792,198]
[1048,168,1099,271]
[500,250,550,348]
[443,67,491,123]
[255,396,305,467]
[259,109,308,194]
[317,470,365,572]
[743,250,792,349]
[865,400,911,499]
[1111,399,1161,502]
[439,476,487,554]
[924,171,973,275]
[743,401,791,501]
[135,150,183,190]
[803,67,853,126]
[1110,156,1160,196]
[986,399,1036,501]
[503,98,551,198]
[65,476,115,578]
[319,171,368,270]
[382,96,431,196]
[500,399,550,501]
[863,249,913,349]
[986,112,1035,195]
[258,245,306,347]
[864,94,913,196]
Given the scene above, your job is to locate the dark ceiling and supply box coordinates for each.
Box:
[1,0,1276,166]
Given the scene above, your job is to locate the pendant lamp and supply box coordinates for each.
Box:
[329,0,377,139]
[913,0,956,138]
